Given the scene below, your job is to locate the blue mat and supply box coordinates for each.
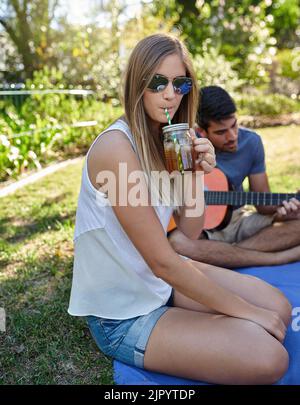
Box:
[114,261,300,385]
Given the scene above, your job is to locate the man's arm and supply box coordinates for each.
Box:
[248,172,277,215]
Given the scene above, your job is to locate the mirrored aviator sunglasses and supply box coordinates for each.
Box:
[147,74,193,95]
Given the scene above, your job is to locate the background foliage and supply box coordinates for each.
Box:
[0,0,300,181]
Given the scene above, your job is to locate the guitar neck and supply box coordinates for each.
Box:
[204,191,300,206]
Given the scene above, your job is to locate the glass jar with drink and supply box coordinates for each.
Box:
[162,123,195,173]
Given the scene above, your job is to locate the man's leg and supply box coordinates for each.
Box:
[237,219,300,252]
[168,228,300,268]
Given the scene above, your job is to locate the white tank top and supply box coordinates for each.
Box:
[68,119,174,319]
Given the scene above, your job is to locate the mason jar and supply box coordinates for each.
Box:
[162,123,195,173]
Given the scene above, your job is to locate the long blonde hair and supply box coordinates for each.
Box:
[122,33,199,179]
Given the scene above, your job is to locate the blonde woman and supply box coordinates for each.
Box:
[68,33,291,384]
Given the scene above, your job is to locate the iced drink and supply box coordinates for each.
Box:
[162,123,195,173]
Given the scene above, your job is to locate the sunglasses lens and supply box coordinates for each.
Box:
[173,77,193,95]
[147,75,192,95]
[147,74,169,92]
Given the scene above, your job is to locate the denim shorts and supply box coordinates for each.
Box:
[86,292,173,369]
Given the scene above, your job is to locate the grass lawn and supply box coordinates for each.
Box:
[0,124,299,384]
[0,162,112,384]
[260,125,300,192]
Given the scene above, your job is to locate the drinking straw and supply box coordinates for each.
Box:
[164,108,172,125]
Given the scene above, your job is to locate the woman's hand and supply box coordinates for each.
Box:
[189,128,216,174]
[246,307,287,343]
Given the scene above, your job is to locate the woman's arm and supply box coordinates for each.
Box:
[88,130,285,342]
[173,129,215,240]
[173,171,205,240]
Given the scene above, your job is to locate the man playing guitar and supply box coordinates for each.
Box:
[168,85,300,268]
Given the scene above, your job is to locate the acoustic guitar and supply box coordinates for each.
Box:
[167,167,300,232]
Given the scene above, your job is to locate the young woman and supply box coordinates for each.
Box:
[68,33,291,385]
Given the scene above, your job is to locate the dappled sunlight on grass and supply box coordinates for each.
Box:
[259,125,300,192]
[0,159,113,384]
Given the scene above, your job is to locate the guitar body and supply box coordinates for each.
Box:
[203,168,231,230]
[167,168,231,233]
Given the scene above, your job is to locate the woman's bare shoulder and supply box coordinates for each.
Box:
[91,128,133,155]
[87,129,138,189]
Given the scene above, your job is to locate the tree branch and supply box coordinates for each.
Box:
[0,17,19,45]
[22,0,29,13]
[10,0,21,15]
[49,0,59,23]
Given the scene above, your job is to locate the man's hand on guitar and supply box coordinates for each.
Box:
[275,193,300,221]
[189,128,216,174]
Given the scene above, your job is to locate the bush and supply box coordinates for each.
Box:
[276,49,300,81]
[0,68,123,181]
[268,49,300,97]
[193,48,245,94]
[236,93,300,117]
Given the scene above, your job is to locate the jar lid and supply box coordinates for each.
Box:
[162,123,189,134]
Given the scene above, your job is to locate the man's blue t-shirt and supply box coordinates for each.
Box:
[215,127,266,192]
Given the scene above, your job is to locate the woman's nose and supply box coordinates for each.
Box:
[163,82,176,99]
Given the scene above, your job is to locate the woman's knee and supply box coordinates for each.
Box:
[250,276,292,327]
[227,319,288,384]
[276,292,292,327]
[243,321,289,384]
[268,286,292,327]
[255,343,289,384]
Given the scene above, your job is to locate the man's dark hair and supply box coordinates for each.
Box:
[197,86,237,131]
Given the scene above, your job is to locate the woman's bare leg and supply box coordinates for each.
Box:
[144,308,289,385]
[173,260,292,327]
